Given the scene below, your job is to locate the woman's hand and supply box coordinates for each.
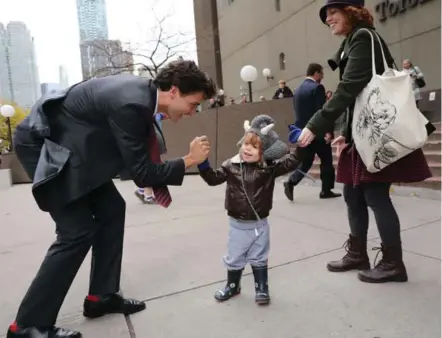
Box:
[298,128,316,147]
[324,132,333,144]
[331,135,348,158]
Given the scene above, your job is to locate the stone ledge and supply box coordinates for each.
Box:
[0,169,12,190]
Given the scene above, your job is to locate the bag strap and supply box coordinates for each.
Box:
[239,159,261,221]
[357,28,390,77]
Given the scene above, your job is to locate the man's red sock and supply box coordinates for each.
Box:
[86,295,101,302]
[9,322,19,332]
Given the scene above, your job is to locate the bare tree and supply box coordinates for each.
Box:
[81,39,137,79]
[86,4,196,79]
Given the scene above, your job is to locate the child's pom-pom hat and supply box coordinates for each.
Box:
[238,114,289,161]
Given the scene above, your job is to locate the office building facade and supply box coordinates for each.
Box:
[41,82,62,96]
[194,0,441,103]
[0,21,40,108]
[59,65,70,89]
[77,0,118,80]
[0,23,11,102]
[80,39,134,79]
[76,0,109,43]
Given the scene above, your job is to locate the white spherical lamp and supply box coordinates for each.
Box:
[0,104,15,151]
[218,89,225,96]
[240,65,258,83]
[262,68,271,77]
[0,104,15,118]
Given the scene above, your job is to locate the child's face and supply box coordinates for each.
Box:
[240,140,261,163]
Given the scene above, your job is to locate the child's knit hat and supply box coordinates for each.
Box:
[238,114,289,161]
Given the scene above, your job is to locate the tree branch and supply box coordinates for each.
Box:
[84,3,196,79]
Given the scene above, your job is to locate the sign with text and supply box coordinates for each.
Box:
[375,0,434,22]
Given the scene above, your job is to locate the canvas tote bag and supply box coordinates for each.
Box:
[352,28,428,173]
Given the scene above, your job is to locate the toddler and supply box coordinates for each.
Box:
[198,114,301,305]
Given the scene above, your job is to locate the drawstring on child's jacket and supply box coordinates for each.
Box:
[237,118,308,235]
[239,153,262,237]
[238,149,315,232]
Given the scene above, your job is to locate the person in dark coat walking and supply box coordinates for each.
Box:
[297,0,431,284]
[7,60,216,338]
[283,63,341,201]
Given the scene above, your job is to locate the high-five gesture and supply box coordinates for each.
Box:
[183,136,210,168]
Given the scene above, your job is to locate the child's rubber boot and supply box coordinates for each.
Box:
[214,269,243,302]
[252,265,270,305]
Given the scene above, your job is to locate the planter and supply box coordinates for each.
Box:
[0,152,32,184]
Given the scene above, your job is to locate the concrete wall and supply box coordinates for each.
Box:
[0,153,31,184]
[161,99,294,172]
[203,0,441,103]
[193,0,224,89]
[160,92,438,174]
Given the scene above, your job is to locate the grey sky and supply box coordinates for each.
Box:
[0,0,197,85]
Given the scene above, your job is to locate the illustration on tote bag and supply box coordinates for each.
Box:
[351,28,428,173]
[354,87,415,171]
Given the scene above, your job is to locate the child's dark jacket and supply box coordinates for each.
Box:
[198,150,300,221]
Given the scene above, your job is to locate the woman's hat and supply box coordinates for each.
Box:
[319,0,364,23]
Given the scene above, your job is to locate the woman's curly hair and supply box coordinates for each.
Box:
[343,6,374,27]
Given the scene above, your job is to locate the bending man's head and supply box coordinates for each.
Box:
[154,60,217,122]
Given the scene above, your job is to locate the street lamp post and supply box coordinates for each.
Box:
[240,65,258,102]
[0,104,16,152]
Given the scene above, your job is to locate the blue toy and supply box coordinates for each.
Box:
[288,124,302,144]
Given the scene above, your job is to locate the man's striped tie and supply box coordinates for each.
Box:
[149,129,172,208]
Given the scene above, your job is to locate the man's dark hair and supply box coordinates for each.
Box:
[306,63,323,76]
[154,60,217,99]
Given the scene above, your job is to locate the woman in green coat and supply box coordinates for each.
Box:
[298,0,431,284]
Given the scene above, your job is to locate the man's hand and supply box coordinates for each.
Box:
[183,136,210,168]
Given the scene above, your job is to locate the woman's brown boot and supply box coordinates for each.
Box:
[358,244,408,283]
[327,234,370,272]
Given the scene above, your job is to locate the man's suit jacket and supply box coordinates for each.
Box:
[14,75,185,212]
[272,86,293,99]
[293,78,330,134]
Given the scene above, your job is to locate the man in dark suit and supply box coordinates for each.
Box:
[283,63,341,201]
[7,60,216,338]
[272,80,294,99]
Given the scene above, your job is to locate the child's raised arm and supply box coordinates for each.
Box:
[198,159,229,186]
[273,147,302,177]
[272,127,303,177]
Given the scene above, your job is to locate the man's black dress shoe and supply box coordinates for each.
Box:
[283,181,294,201]
[7,323,82,338]
[83,293,146,318]
[319,190,342,199]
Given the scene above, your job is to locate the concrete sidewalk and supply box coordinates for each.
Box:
[0,177,440,338]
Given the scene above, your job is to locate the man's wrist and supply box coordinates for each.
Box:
[182,154,197,169]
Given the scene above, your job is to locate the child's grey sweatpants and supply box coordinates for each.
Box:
[223,217,270,270]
